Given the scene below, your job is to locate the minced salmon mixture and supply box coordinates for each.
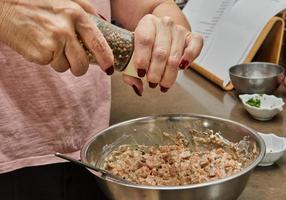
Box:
[103,130,257,186]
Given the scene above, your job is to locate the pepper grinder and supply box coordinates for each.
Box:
[86,15,138,77]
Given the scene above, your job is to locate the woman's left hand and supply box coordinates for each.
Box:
[122,14,203,96]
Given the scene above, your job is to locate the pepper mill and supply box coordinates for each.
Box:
[86,15,138,77]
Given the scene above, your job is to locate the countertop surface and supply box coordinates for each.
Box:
[110,69,286,200]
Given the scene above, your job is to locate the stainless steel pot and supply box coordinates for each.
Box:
[81,114,266,200]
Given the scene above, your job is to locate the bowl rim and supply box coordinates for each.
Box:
[229,62,285,79]
[80,113,266,190]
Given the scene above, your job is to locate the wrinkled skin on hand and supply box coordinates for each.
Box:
[122,14,203,95]
[0,0,114,76]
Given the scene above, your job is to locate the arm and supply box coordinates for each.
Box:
[111,0,190,30]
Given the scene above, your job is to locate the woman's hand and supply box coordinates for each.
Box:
[0,0,114,76]
[122,14,203,95]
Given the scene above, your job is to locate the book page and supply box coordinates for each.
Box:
[183,0,237,63]
[183,0,286,87]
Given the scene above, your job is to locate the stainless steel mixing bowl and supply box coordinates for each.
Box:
[81,114,265,200]
[229,62,285,94]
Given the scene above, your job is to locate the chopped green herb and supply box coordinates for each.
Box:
[246,97,261,108]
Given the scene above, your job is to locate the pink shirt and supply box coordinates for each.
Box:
[0,0,111,173]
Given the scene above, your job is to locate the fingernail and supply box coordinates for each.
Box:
[179,60,189,70]
[132,85,142,96]
[105,66,114,76]
[149,82,158,88]
[160,86,169,93]
[137,69,146,78]
[98,13,107,21]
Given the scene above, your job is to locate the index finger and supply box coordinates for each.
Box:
[72,0,98,15]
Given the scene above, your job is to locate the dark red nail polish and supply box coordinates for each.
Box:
[179,60,189,70]
[132,85,142,96]
[98,13,107,21]
[105,66,114,76]
[137,69,146,78]
[160,86,169,93]
[149,82,158,88]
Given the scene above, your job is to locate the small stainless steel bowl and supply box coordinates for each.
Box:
[229,62,285,94]
[81,114,265,200]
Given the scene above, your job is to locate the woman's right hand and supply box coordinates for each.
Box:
[0,0,114,76]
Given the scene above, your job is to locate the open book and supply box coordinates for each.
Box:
[183,0,286,90]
